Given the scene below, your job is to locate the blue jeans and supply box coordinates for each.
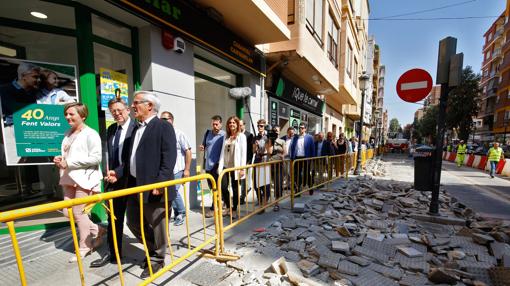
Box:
[490,161,498,177]
[172,171,186,216]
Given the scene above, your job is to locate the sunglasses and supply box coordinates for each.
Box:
[257,124,264,127]
[161,117,171,121]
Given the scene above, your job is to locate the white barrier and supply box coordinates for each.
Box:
[501,159,510,176]
[463,154,469,165]
[472,155,481,169]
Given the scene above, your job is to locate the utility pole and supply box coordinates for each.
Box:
[429,37,463,215]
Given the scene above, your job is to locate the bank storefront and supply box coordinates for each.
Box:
[0,0,265,230]
[268,76,324,134]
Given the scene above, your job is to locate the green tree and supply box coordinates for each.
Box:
[419,105,439,144]
[412,117,423,143]
[445,66,482,141]
[389,118,400,138]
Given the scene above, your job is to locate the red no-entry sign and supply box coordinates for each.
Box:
[396,69,433,103]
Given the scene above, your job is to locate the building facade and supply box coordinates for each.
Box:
[495,9,510,144]
[0,0,289,225]
[478,13,505,143]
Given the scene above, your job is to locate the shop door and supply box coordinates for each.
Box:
[193,56,237,169]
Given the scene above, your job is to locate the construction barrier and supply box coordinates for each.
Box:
[501,159,510,176]
[477,156,488,170]
[472,155,481,168]
[2,152,375,285]
[443,151,447,160]
[448,152,456,162]
[496,159,506,174]
[0,174,220,286]
[466,154,475,167]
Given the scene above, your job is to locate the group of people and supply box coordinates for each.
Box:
[54,91,192,279]
[198,116,362,214]
[455,140,505,178]
[52,89,364,278]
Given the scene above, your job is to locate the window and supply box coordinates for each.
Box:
[305,0,324,45]
[288,0,295,25]
[327,10,339,67]
[353,58,358,86]
[507,89,510,99]
[346,42,352,77]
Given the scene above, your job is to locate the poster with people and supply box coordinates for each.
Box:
[99,68,128,127]
[0,57,78,166]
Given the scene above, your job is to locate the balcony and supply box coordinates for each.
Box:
[342,104,360,120]
[194,0,290,44]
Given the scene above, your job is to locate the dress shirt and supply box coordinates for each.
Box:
[115,117,131,166]
[296,135,305,157]
[129,114,156,177]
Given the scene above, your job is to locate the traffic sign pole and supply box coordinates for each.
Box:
[429,36,462,215]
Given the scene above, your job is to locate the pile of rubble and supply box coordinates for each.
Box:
[225,177,510,286]
[365,158,386,177]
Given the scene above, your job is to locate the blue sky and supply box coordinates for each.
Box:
[368,0,506,126]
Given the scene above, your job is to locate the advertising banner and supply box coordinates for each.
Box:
[0,57,78,166]
[99,68,128,111]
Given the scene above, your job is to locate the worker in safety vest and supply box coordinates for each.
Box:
[487,142,504,178]
[456,140,467,167]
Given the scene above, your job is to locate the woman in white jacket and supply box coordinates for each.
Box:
[217,116,246,219]
[53,103,104,262]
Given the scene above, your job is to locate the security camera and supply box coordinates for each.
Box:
[173,37,185,54]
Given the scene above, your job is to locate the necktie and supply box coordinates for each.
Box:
[112,125,122,168]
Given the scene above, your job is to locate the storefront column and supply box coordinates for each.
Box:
[75,5,106,223]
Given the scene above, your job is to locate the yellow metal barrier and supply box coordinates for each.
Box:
[1,152,380,285]
[328,154,350,181]
[216,159,292,253]
[0,174,219,286]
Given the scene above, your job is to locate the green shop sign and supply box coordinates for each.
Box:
[109,0,265,76]
[13,104,67,157]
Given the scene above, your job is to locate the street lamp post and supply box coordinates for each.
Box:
[354,72,370,175]
[374,109,381,153]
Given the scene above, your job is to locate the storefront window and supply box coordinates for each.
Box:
[92,14,131,48]
[0,28,77,211]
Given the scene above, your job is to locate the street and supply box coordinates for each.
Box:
[382,153,510,220]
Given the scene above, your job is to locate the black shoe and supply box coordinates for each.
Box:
[140,262,164,279]
[90,254,116,268]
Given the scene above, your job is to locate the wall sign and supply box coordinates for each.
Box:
[270,100,278,127]
[272,76,324,116]
[110,0,265,76]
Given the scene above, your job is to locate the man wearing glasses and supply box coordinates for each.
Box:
[90,98,135,268]
[290,122,316,195]
[125,91,177,278]
[199,115,225,218]
[160,111,191,226]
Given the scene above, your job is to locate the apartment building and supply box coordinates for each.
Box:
[478,13,505,143]
[495,10,510,144]
[260,0,369,138]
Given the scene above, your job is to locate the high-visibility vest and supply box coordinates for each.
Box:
[457,144,467,154]
[447,145,452,152]
[488,147,503,162]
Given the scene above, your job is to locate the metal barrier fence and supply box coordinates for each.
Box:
[0,174,218,286]
[1,151,380,285]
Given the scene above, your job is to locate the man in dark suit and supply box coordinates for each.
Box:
[125,91,177,279]
[239,119,253,204]
[90,98,135,268]
[290,123,316,195]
